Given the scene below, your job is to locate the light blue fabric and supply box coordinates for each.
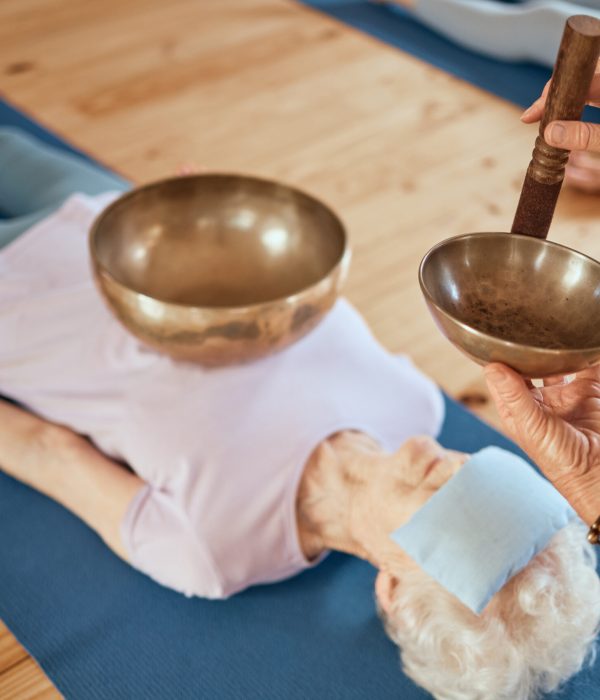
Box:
[390,446,577,614]
[0,126,128,248]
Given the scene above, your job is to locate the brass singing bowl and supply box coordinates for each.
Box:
[90,174,350,366]
[419,233,600,378]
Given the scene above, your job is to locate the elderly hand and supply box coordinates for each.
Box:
[484,363,600,525]
[522,66,600,192]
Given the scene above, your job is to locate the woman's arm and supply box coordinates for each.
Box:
[386,0,599,67]
[0,399,225,598]
[0,398,144,560]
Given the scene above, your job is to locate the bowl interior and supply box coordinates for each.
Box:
[421,233,600,350]
[92,175,346,307]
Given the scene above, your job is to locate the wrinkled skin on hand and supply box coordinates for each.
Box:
[485,363,600,525]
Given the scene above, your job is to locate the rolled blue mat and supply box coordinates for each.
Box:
[0,100,101,164]
[0,101,127,243]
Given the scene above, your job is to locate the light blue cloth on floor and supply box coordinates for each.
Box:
[390,446,577,614]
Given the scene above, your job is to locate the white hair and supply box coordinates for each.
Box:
[380,522,600,700]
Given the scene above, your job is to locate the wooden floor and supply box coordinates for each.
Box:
[1,0,600,696]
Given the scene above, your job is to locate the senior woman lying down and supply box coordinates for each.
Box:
[1,128,599,700]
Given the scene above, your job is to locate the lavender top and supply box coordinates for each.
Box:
[0,193,444,598]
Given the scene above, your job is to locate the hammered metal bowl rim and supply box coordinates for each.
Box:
[419,231,600,356]
[89,172,350,312]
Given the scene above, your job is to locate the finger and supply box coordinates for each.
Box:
[569,149,600,168]
[522,65,600,123]
[541,78,552,99]
[484,367,517,434]
[524,379,545,400]
[543,375,566,387]
[564,164,600,193]
[521,80,551,123]
[572,364,600,382]
[587,64,600,105]
[484,364,546,439]
[528,379,545,401]
[544,121,600,153]
[521,98,545,123]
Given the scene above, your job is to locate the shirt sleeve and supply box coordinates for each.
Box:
[410,0,600,67]
[120,484,226,599]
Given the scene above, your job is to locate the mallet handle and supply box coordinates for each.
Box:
[511,15,600,239]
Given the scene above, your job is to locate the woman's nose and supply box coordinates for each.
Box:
[394,435,444,486]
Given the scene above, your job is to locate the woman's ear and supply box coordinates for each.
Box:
[375,571,398,615]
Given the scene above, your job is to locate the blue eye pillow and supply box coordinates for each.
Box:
[389,446,577,614]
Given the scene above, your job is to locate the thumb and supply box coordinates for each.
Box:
[544,121,600,153]
[484,364,544,439]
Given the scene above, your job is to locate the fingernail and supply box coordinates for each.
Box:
[546,122,566,145]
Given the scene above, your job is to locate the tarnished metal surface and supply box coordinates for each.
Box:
[419,232,600,378]
[90,174,350,366]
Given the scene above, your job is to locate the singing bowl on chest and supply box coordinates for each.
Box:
[419,232,600,378]
[89,174,350,366]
